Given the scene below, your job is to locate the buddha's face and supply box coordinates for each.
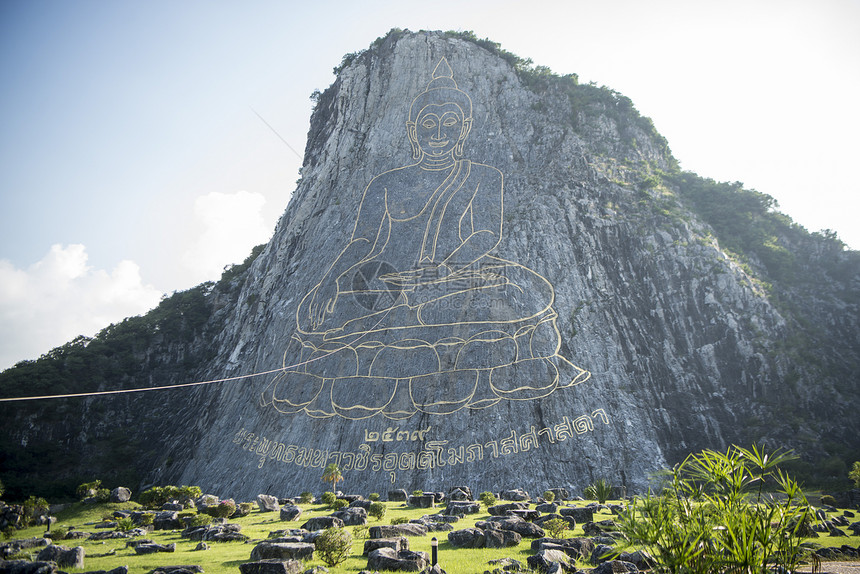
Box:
[411,103,471,158]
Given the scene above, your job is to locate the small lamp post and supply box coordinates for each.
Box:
[431,536,438,566]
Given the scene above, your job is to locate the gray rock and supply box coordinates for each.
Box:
[363,537,409,555]
[591,544,616,565]
[388,490,409,502]
[499,490,530,502]
[109,488,132,503]
[280,506,302,522]
[149,567,203,574]
[559,507,593,523]
[239,560,304,574]
[367,548,429,572]
[442,502,480,516]
[133,542,176,554]
[301,516,344,531]
[591,561,638,574]
[36,544,85,569]
[447,528,485,548]
[332,507,368,526]
[257,495,280,512]
[547,489,570,502]
[526,549,572,573]
[535,503,558,514]
[369,524,427,538]
[250,542,315,561]
[0,561,59,574]
[483,529,521,548]
[488,503,527,516]
[448,487,473,501]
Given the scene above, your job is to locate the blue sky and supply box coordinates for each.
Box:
[1,0,858,369]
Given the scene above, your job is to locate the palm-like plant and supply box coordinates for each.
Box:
[321,463,344,492]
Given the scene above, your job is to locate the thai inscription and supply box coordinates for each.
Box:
[234,408,611,482]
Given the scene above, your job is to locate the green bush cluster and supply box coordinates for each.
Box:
[321,492,337,507]
[368,501,386,521]
[314,526,352,567]
[542,490,555,503]
[479,491,496,507]
[299,492,314,504]
[76,480,102,500]
[331,499,349,511]
[617,445,813,574]
[584,479,613,504]
[138,485,202,508]
[368,493,380,501]
[543,517,567,538]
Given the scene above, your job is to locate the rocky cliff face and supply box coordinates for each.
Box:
[2,30,858,500]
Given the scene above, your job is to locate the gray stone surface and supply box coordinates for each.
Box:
[250,542,315,561]
[239,560,304,574]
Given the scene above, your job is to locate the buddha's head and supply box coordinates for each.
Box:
[407,58,473,161]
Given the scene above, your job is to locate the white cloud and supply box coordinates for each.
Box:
[182,190,271,283]
[0,244,163,370]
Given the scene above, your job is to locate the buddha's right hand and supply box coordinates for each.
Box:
[308,280,339,329]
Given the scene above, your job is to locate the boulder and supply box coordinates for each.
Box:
[559,507,593,523]
[79,567,128,574]
[488,502,527,516]
[363,537,409,555]
[591,544,616,565]
[301,516,344,531]
[388,490,409,502]
[534,514,576,530]
[239,560,304,574]
[591,560,638,573]
[153,511,182,530]
[477,518,544,538]
[133,543,176,554]
[483,528,521,548]
[332,507,367,526]
[447,528,485,548]
[149,567,203,574]
[408,495,435,508]
[349,499,373,510]
[535,503,558,514]
[182,523,247,542]
[500,489,530,501]
[507,509,540,521]
[532,537,595,561]
[448,486,473,501]
[36,544,85,569]
[526,549,572,573]
[547,488,570,502]
[369,524,428,538]
[258,495,280,512]
[250,542,315,561]
[109,488,132,503]
[162,503,184,511]
[280,506,302,522]
[583,520,619,536]
[367,548,429,572]
[0,561,59,574]
[442,501,479,516]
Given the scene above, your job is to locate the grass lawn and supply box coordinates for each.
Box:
[4,499,858,574]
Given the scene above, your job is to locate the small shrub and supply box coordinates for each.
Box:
[479,491,497,507]
[543,517,568,538]
[321,492,337,507]
[115,517,134,532]
[850,461,860,489]
[233,502,255,517]
[95,488,110,502]
[187,514,213,527]
[543,490,556,503]
[299,492,314,504]
[22,496,49,526]
[412,490,424,497]
[50,527,68,540]
[314,526,352,567]
[584,479,613,504]
[352,524,368,539]
[76,480,102,500]
[368,501,386,521]
[368,493,380,501]
[214,499,237,518]
[391,516,409,525]
[138,513,154,526]
[332,498,349,511]
[2,526,16,540]
[820,494,837,507]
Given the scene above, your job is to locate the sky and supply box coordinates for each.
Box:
[1,0,858,370]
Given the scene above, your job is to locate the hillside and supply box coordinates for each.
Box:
[1,29,858,501]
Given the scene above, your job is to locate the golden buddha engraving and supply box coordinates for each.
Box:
[261,58,590,420]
